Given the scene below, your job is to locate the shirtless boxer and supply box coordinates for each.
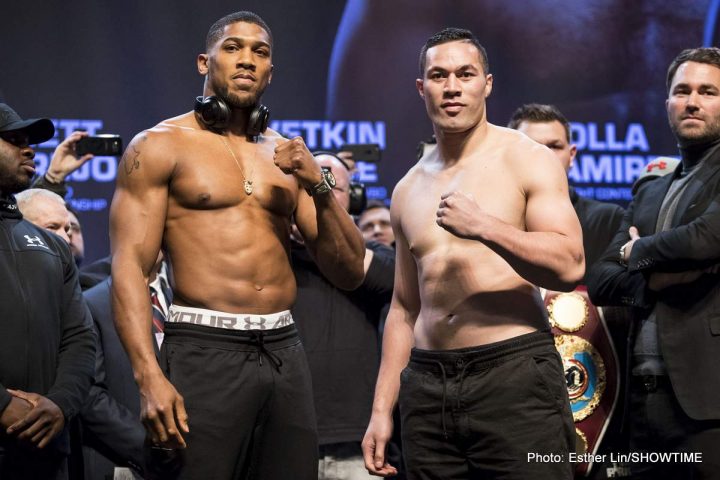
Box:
[327,0,710,195]
[109,11,365,480]
[362,28,584,479]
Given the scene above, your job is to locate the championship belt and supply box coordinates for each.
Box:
[543,287,621,477]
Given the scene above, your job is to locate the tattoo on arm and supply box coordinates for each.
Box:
[123,145,141,175]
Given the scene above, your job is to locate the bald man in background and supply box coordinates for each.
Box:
[293,152,394,479]
[15,189,72,244]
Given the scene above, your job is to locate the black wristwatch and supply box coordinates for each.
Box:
[306,167,336,196]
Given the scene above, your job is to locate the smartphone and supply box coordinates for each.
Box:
[76,135,123,156]
[339,143,381,163]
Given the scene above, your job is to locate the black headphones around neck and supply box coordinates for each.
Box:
[194,96,270,140]
[312,150,367,216]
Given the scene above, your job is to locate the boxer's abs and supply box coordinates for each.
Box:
[413,250,549,350]
[164,209,298,314]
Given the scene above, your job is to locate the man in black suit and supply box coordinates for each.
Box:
[587,47,720,480]
[81,277,146,479]
[18,170,148,480]
[79,257,169,480]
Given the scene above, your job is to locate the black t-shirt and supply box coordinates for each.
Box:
[291,240,394,445]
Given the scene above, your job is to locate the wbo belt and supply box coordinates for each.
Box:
[167,304,294,331]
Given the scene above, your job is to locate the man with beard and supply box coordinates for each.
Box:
[362,28,583,479]
[588,47,720,480]
[109,11,365,480]
[0,103,95,479]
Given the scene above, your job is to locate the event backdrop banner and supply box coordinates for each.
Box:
[1,0,715,262]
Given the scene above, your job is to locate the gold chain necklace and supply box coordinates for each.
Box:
[219,135,256,195]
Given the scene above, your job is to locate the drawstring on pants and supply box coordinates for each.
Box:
[431,360,449,440]
[249,331,283,372]
[431,358,483,440]
[408,330,555,445]
[457,359,482,410]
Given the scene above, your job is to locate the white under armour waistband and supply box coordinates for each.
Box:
[167,304,294,331]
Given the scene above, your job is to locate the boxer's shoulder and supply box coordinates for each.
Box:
[491,125,561,177]
[132,115,193,149]
[262,127,287,145]
[120,117,198,180]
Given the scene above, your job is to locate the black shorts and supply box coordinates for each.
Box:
[399,330,575,480]
[154,322,318,480]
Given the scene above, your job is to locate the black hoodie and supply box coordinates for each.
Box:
[0,195,95,454]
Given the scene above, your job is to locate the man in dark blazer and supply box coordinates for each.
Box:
[80,277,146,479]
[79,257,168,479]
[587,47,720,480]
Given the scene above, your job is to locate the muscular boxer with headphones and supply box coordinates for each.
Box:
[109,11,364,480]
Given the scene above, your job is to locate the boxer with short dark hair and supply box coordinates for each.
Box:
[110,11,364,480]
[205,11,273,50]
[362,28,582,479]
[418,27,489,80]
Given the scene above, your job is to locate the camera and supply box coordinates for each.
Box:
[339,143,381,163]
[76,134,123,156]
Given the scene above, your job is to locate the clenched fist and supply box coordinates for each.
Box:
[436,191,497,239]
[273,137,322,189]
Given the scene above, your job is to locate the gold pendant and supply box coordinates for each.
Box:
[244,180,253,195]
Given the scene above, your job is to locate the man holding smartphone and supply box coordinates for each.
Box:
[0,102,96,480]
[31,130,94,198]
